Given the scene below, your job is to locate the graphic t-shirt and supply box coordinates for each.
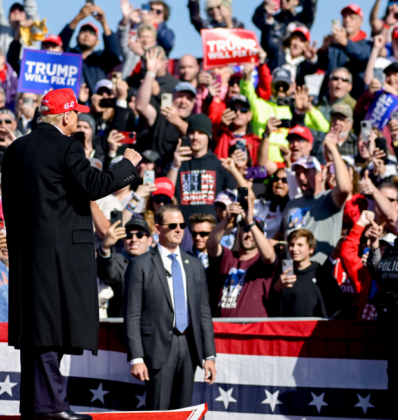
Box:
[175,151,236,223]
[280,190,344,264]
[208,247,277,317]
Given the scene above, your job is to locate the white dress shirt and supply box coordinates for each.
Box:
[131,243,188,366]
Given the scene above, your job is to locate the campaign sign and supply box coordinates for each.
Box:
[18,49,83,96]
[365,90,398,130]
[201,28,259,70]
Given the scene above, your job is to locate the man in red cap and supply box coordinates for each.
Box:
[58,3,121,95]
[2,88,142,420]
[317,3,372,99]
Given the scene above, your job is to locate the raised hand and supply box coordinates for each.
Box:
[221,108,237,126]
[172,138,192,169]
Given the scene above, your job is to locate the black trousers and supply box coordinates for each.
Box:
[145,332,197,410]
[20,348,70,418]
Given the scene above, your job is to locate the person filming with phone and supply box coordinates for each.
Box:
[206,195,277,317]
[269,228,342,318]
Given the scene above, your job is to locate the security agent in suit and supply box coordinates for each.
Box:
[2,88,142,420]
[124,204,217,410]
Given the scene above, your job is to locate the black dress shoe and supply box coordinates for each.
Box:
[36,410,93,419]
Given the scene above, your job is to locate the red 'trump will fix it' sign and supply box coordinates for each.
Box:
[201,28,260,70]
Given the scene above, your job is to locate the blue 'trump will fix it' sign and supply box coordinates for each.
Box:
[18,49,83,96]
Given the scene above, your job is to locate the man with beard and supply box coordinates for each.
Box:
[206,197,277,317]
[59,3,121,96]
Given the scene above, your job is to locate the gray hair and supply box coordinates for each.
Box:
[329,67,353,84]
[37,111,65,125]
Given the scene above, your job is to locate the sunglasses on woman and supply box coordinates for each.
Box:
[0,119,12,125]
[153,195,172,205]
[150,7,163,14]
[126,231,148,239]
[272,176,288,183]
[161,223,187,230]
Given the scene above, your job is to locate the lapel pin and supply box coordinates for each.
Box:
[185,259,189,264]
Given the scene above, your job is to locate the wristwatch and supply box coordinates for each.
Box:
[247,222,256,229]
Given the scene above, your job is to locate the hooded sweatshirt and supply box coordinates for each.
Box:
[271,262,327,317]
[174,150,236,223]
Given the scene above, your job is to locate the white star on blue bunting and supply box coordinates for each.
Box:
[89,383,109,404]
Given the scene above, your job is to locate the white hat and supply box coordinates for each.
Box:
[291,156,322,173]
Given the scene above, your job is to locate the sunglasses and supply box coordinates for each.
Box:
[153,195,172,205]
[208,5,221,11]
[126,231,148,239]
[161,223,187,230]
[331,76,350,83]
[230,104,250,113]
[272,176,288,183]
[192,231,211,238]
[150,7,163,14]
[0,119,12,125]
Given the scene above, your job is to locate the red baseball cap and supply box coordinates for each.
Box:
[42,34,63,47]
[287,125,313,144]
[341,4,364,19]
[80,23,99,35]
[40,88,90,115]
[153,177,175,199]
[393,27,398,40]
[292,27,310,42]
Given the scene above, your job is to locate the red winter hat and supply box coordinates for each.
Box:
[153,177,175,199]
[42,34,63,47]
[287,125,314,144]
[40,88,90,115]
[341,4,364,19]
[292,26,311,42]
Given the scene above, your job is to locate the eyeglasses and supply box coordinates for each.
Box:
[161,223,187,230]
[150,7,163,14]
[153,195,172,205]
[387,197,398,203]
[0,119,12,125]
[272,176,288,183]
[126,231,148,239]
[331,76,350,83]
[192,231,211,238]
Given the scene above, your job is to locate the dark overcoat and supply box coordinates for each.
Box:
[2,123,138,354]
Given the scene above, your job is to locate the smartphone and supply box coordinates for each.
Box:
[99,98,117,108]
[329,164,335,174]
[213,73,222,85]
[279,119,292,129]
[143,170,155,185]
[361,121,372,143]
[23,97,34,108]
[237,187,248,211]
[374,68,384,86]
[391,111,398,121]
[111,72,122,88]
[120,132,137,145]
[161,93,173,109]
[110,210,123,226]
[282,259,294,274]
[244,166,268,180]
[375,137,388,163]
[141,3,150,11]
[332,19,341,29]
[181,135,191,147]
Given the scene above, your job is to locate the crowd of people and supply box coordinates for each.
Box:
[2,0,398,325]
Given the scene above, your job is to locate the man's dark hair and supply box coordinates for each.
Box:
[155,204,181,225]
[150,1,170,21]
[189,213,217,227]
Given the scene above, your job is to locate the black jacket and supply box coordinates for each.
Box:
[3,123,139,353]
[97,250,131,318]
[59,24,121,96]
[124,246,215,369]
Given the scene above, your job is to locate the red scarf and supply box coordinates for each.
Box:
[0,66,7,84]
